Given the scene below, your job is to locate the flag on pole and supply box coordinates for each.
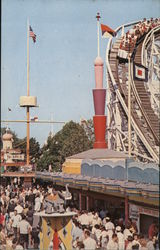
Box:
[29,26,36,43]
[101,24,116,38]
[30,116,38,121]
[133,62,148,82]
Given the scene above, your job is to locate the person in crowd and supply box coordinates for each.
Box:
[116,225,125,250]
[146,235,157,250]
[11,209,21,240]
[0,209,5,227]
[132,233,141,248]
[91,212,101,227]
[100,226,109,249]
[132,243,140,250]
[124,224,133,241]
[23,204,29,216]
[28,189,35,206]
[19,214,31,249]
[34,193,41,212]
[14,202,23,215]
[93,224,101,247]
[139,238,148,250]
[26,205,34,226]
[5,233,14,250]
[107,233,118,250]
[105,217,115,231]
[126,235,134,250]
[72,236,80,249]
[31,226,40,249]
[78,210,90,226]
[0,224,6,246]
[8,200,16,218]
[12,238,24,250]
[148,220,158,239]
[72,220,83,243]
[83,230,97,250]
[99,208,107,220]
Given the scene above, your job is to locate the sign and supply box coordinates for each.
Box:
[129,204,140,233]
[4,153,24,161]
[138,206,159,218]
[129,203,159,233]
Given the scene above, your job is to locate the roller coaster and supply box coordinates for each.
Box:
[106,19,160,163]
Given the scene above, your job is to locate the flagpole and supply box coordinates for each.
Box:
[96,12,101,57]
[26,19,30,165]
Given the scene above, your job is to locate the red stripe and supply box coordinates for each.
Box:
[101,24,115,33]
[30,32,36,37]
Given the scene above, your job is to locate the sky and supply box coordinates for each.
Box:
[1,0,160,146]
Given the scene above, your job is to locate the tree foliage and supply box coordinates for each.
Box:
[37,121,93,171]
[81,119,95,145]
[1,119,95,172]
[18,137,41,163]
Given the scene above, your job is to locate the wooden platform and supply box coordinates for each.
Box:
[1,172,35,177]
[0,162,26,167]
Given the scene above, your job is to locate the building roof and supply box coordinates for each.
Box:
[35,171,159,204]
[67,148,128,160]
[3,133,13,141]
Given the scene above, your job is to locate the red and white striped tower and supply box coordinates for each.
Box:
[93,13,107,148]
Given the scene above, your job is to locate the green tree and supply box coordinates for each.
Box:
[37,121,92,171]
[18,137,41,163]
[80,119,95,145]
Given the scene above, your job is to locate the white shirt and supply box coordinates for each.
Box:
[105,221,115,231]
[11,214,22,228]
[146,241,155,250]
[33,189,38,194]
[101,230,108,248]
[123,228,132,240]
[107,239,118,250]
[92,216,101,226]
[83,237,97,250]
[95,228,101,241]
[132,239,141,247]
[34,197,41,212]
[106,230,113,241]
[78,214,90,225]
[19,219,31,234]
[15,205,23,214]
[117,232,125,250]
[15,245,24,250]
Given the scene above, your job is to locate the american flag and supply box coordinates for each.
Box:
[29,26,36,43]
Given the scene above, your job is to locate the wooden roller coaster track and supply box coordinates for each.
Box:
[106,21,159,163]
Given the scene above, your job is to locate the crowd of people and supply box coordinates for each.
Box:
[72,210,159,250]
[0,183,159,250]
[118,17,160,59]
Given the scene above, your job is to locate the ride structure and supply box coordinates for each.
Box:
[106,20,160,163]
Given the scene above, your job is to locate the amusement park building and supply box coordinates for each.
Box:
[36,148,159,236]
